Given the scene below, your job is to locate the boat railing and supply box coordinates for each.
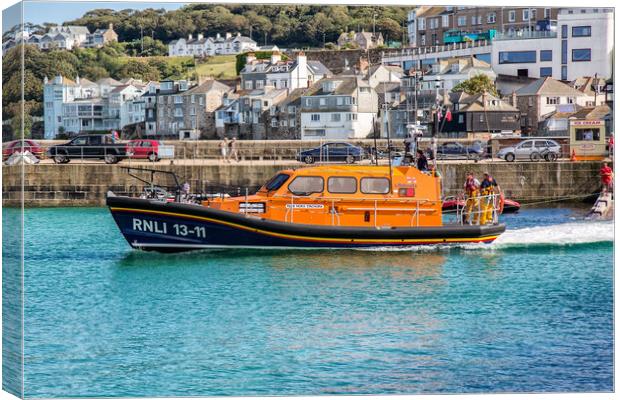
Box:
[272,194,437,227]
[449,193,502,226]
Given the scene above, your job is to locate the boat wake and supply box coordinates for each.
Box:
[358,221,614,253]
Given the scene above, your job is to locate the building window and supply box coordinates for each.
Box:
[420,34,426,45]
[498,51,537,64]
[319,98,326,106]
[311,114,320,121]
[331,113,341,122]
[487,12,496,23]
[546,97,559,105]
[572,49,591,62]
[572,26,591,37]
[544,8,551,18]
[561,66,567,81]
[540,50,552,62]
[561,25,567,39]
[561,40,567,64]
[191,95,195,103]
[457,16,467,26]
[199,97,204,105]
[522,9,530,21]
[418,18,426,30]
[540,67,552,77]
[508,10,516,22]
[429,18,438,29]
[442,15,449,27]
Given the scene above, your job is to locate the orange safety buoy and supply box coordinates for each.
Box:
[571,149,577,162]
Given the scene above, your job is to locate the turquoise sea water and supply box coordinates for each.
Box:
[8,206,615,397]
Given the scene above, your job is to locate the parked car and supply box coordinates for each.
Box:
[435,142,485,160]
[3,139,44,161]
[299,142,366,164]
[47,134,127,164]
[126,139,162,162]
[497,139,561,162]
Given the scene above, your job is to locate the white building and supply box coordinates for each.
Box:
[300,77,378,140]
[492,8,613,81]
[240,52,332,93]
[168,32,258,57]
[43,75,146,138]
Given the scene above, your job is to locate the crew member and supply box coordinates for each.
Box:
[600,162,613,193]
[416,149,428,172]
[463,172,480,225]
[479,172,500,225]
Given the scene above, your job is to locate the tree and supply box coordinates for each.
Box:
[452,74,498,96]
[117,60,161,81]
[8,101,36,138]
[82,65,109,81]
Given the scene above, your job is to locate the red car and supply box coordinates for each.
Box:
[3,139,44,161]
[126,139,162,162]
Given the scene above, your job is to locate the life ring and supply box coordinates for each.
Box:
[499,192,505,214]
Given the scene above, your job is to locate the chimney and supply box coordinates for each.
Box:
[226,32,232,39]
[482,91,488,108]
[43,76,48,84]
[197,33,204,40]
[216,33,221,39]
[75,75,80,85]
[237,32,241,37]
[108,23,113,30]
[270,51,281,64]
[511,91,517,107]
[297,51,307,70]
[246,52,256,64]
[188,34,193,40]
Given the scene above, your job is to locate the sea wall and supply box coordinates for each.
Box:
[2,161,603,207]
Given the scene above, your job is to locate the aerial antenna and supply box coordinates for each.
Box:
[381,55,393,190]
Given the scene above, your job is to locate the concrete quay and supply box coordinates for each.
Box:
[2,160,604,207]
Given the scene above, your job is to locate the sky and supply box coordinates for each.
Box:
[3,1,183,33]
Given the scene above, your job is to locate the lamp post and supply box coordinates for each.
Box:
[432,76,442,163]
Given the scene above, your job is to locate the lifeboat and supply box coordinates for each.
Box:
[107,165,506,252]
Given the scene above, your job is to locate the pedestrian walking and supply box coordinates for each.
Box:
[229,137,239,162]
[219,137,229,162]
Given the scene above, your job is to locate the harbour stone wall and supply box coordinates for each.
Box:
[2,161,604,207]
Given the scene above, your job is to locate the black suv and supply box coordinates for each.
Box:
[48,134,127,164]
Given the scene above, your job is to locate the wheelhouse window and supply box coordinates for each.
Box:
[288,176,324,195]
[264,173,290,191]
[327,177,357,194]
[360,177,390,194]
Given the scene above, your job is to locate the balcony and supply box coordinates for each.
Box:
[495,30,557,41]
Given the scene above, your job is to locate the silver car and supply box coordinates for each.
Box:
[497,139,562,162]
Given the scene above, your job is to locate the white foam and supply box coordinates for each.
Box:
[494,221,614,247]
[356,221,614,253]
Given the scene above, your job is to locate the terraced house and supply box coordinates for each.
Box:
[300,76,379,140]
[168,32,257,57]
[154,79,233,139]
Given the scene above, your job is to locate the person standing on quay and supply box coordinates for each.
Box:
[600,162,613,193]
[229,137,239,162]
[220,137,229,163]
